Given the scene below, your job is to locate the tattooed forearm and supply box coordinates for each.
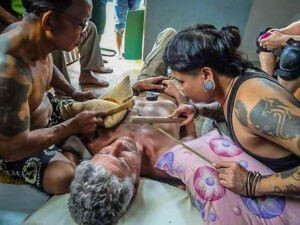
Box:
[274,184,299,195]
[249,98,300,140]
[260,167,300,196]
[275,166,300,181]
[0,78,29,136]
[234,100,248,126]
[196,102,225,121]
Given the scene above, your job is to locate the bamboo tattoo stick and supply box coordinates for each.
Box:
[130,116,185,124]
[149,125,212,163]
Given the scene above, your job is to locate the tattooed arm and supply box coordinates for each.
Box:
[215,162,300,197]
[194,101,225,121]
[234,78,300,156]
[223,78,300,197]
[256,166,300,197]
[0,55,101,161]
[248,97,300,155]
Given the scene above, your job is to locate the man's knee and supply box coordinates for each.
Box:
[256,27,273,53]
[43,161,75,194]
[157,28,177,43]
[86,21,97,36]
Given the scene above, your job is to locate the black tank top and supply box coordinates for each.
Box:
[226,69,300,172]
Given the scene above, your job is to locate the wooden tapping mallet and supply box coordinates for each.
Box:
[130,115,212,163]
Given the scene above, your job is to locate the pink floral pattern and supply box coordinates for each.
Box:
[193,166,226,201]
[209,137,242,157]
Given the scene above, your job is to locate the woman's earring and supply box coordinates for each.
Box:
[203,80,215,92]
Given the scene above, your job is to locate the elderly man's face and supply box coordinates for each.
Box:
[92,137,142,185]
[51,0,92,51]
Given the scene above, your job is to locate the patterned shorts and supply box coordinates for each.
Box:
[0,93,71,191]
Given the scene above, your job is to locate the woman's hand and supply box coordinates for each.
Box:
[214,161,248,196]
[162,80,185,104]
[260,30,289,50]
[169,103,197,126]
[133,76,168,92]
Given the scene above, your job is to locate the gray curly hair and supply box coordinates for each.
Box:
[68,160,134,225]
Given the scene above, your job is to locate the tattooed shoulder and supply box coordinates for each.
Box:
[259,78,300,107]
[249,98,300,141]
[0,55,31,137]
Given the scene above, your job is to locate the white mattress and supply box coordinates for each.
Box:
[24,178,203,225]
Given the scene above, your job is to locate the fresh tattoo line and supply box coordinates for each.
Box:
[249,98,300,140]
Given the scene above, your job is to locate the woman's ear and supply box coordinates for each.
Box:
[41,11,54,32]
[200,67,216,92]
[200,66,215,81]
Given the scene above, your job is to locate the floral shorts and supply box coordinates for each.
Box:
[0,93,71,190]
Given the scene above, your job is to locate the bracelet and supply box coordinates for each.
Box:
[246,171,262,198]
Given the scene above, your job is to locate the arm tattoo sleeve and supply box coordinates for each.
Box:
[249,98,300,141]
[234,100,248,126]
[196,102,225,121]
[273,167,300,195]
[275,166,300,181]
[0,77,30,136]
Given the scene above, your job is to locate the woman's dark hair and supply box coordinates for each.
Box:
[22,0,73,17]
[163,24,253,77]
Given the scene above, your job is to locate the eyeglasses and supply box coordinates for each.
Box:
[58,12,89,34]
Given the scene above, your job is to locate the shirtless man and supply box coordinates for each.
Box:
[0,0,102,194]
[68,87,195,225]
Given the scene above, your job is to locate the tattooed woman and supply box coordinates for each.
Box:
[166,24,300,198]
[0,0,103,194]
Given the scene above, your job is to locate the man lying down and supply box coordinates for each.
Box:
[67,77,299,225]
[67,77,197,225]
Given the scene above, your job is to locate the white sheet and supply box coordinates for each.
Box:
[24,178,203,225]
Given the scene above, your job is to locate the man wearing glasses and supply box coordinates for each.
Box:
[0,0,103,194]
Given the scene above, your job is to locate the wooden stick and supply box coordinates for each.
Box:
[130,116,185,124]
[150,125,212,163]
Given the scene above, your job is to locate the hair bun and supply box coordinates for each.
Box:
[220,25,241,50]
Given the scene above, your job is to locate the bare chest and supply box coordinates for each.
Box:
[28,59,53,111]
